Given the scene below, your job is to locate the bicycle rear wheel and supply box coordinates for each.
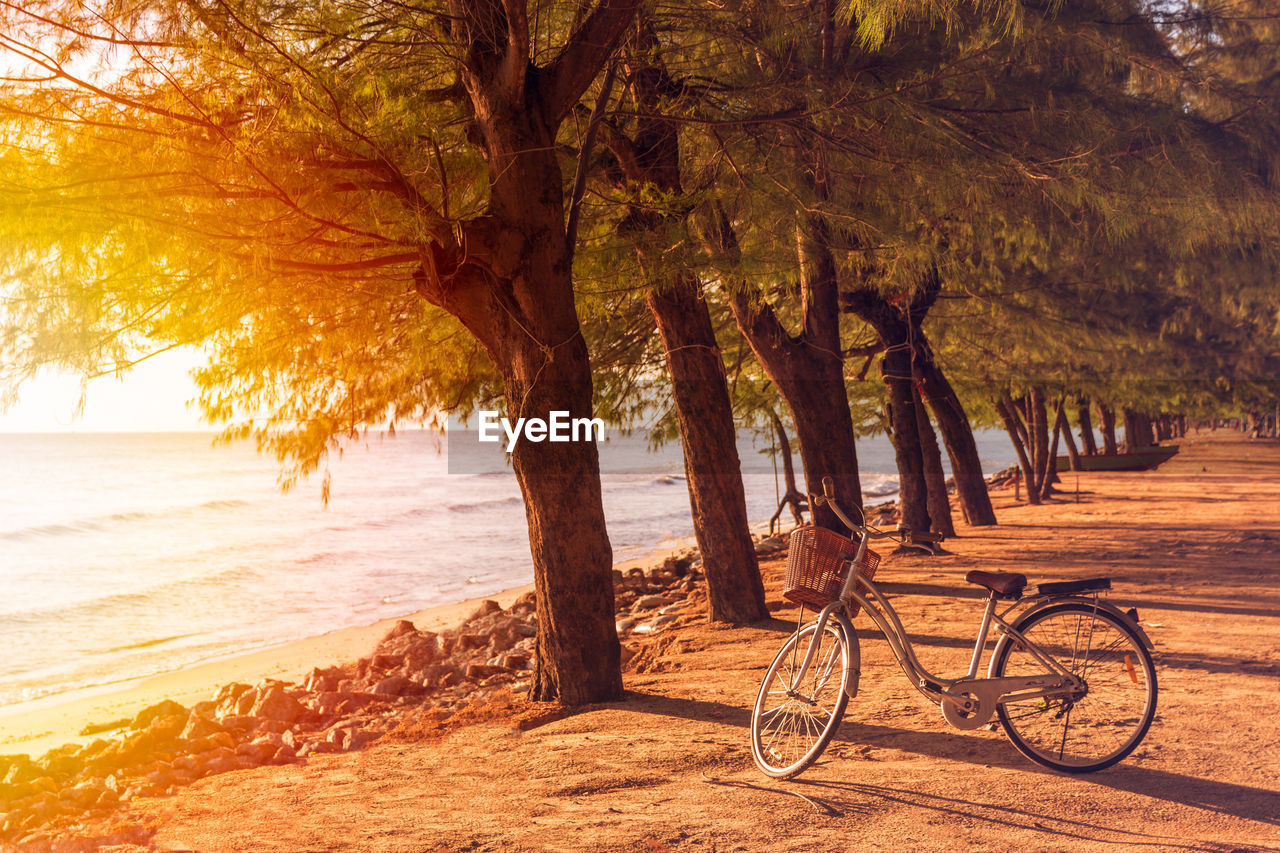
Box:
[750,619,851,778]
[992,602,1157,773]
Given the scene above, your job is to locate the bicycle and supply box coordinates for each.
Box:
[750,478,1158,778]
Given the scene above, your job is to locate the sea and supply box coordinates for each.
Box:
[0,428,1016,708]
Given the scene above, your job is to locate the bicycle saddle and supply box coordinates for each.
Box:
[965,570,1027,599]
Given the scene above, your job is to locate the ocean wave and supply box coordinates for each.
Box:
[862,479,901,498]
[0,564,263,625]
[0,498,252,542]
[447,496,523,513]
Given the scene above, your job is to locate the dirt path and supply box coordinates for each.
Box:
[129,431,1280,852]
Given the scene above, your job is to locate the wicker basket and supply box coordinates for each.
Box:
[783,525,880,612]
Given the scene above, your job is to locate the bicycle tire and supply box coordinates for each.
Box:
[992,601,1157,773]
[750,619,851,778]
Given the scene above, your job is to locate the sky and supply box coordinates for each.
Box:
[0,347,211,432]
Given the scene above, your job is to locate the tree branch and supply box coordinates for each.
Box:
[542,0,642,124]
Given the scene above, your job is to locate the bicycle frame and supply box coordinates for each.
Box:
[793,529,1098,731]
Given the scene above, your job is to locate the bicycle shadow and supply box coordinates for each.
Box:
[620,690,1280,829]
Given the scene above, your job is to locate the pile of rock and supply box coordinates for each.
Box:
[0,553,726,849]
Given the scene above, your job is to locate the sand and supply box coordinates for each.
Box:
[0,585,534,760]
[13,430,1280,851]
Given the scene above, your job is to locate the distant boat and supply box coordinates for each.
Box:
[1056,445,1179,472]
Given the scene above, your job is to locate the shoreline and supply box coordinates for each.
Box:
[0,491,884,760]
[0,528,721,760]
[0,583,533,759]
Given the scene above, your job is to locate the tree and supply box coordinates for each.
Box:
[0,0,643,704]
[595,15,767,622]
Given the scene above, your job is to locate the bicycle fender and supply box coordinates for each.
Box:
[989,597,1154,678]
[828,610,862,700]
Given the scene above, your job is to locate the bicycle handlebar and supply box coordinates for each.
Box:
[812,475,942,549]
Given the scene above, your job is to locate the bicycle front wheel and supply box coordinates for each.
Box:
[992,602,1157,773]
[750,619,851,778]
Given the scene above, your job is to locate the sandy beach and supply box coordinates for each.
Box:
[0,540,706,762]
[0,585,534,760]
[6,429,1280,851]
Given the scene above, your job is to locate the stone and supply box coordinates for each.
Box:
[234,688,259,717]
[499,653,531,671]
[465,664,510,681]
[304,668,341,694]
[130,700,187,731]
[465,600,503,625]
[235,741,277,765]
[181,710,224,740]
[371,676,416,697]
[218,714,259,733]
[379,619,418,645]
[213,682,251,709]
[616,617,639,633]
[455,632,488,651]
[347,728,382,750]
[633,594,678,611]
[252,686,304,725]
[372,652,403,670]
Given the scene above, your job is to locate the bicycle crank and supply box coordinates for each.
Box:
[941,690,991,730]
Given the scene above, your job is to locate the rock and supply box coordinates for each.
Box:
[234,741,278,765]
[380,619,418,645]
[619,644,639,666]
[616,617,640,633]
[633,594,678,611]
[662,554,693,577]
[499,653,531,671]
[304,668,341,694]
[421,663,459,689]
[465,600,503,625]
[371,652,403,670]
[218,714,259,733]
[181,710,224,740]
[371,676,417,697]
[256,718,290,735]
[465,664,510,681]
[313,691,347,716]
[347,728,382,750]
[130,699,187,731]
[252,686,304,725]
[509,591,537,615]
[234,688,259,717]
[455,632,488,651]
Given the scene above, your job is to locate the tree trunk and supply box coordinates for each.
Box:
[648,282,768,622]
[506,339,622,704]
[996,394,1040,506]
[721,212,862,530]
[768,411,808,531]
[882,349,932,541]
[915,386,955,537]
[1076,397,1098,455]
[1123,408,1154,450]
[840,274,969,543]
[1098,403,1119,454]
[602,19,765,624]
[411,0,642,704]
[1029,387,1051,497]
[915,352,997,526]
[1057,399,1081,471]
[1041,399,1064,500]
